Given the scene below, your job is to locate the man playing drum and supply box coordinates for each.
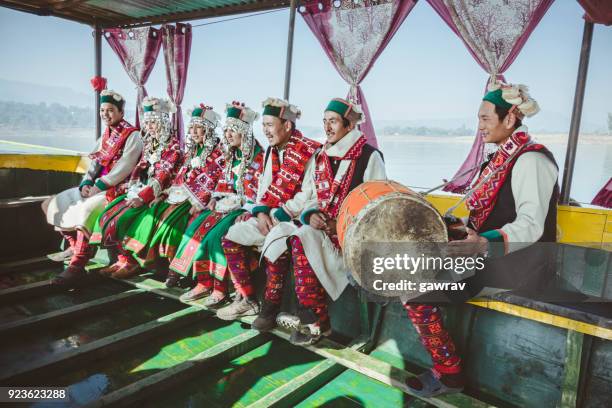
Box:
[217,97,321,321]
[273,98,386,345]
[403,81,559,397]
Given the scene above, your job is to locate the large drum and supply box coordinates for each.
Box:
[337,180,448,285]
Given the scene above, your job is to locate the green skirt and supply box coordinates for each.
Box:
[170,209,244,280]
[90,194,148,247]
[123,200,192,267]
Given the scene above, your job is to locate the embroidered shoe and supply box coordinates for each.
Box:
[216,294,260,320]
[276,312,301,331]
[289,320,332,346]
[251,301,280,332]
[278,307,332,346]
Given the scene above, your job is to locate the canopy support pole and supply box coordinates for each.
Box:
[283,0,297,100]
[560,20,594,204]
[94,23,102,140]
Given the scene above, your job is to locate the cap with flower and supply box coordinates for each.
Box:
[325,98,364,125]
[100,89,125,110]
[224,101,259,135]
[483,80,540,119]
[262,97,301,123]
[188,103,221,129]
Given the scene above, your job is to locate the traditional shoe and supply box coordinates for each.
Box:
[276,312,301,331]
[179,284,212,302]
[252,301,280,332]
[51,266,87,286]
[98,263,121,277]
[47,248,74,263]
[165,271,180,288]
[216,294,260,320]
[289,319,332,346]
[111,264,142,279]
[201,293,229,308]
[284,306,331,346]
[404,370,465,397]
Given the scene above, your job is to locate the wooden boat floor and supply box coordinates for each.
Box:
[0,290,183,371]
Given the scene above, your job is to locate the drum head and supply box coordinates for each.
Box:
[344,192,448,285]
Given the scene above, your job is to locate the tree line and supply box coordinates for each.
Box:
[0,101,94,129]
[381,124,474,137]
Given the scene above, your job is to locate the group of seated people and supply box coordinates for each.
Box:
[41,79,559,397]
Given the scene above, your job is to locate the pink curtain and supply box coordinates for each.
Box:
[300,0,417,148]
[427,0,555,193]
[104,27,162,127]
[578,0,612,25]
[162,23,192,148]
[591,178,612,208]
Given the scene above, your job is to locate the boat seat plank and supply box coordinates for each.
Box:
[0,306,208,385]
[469,294,612,340]
[0,195,51,209]
[83,330,268,408]
[0,279,64,304]
[0,289,146,337]
[243,339,366,408]
[490,291,612,328]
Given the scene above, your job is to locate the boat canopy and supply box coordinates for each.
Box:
[0,0,291,27]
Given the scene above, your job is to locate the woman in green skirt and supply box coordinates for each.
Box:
[170,101,264,305]
[93,97,181,274]
[114,104,225,281]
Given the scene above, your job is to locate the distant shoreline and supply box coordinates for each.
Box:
[379,133,612,144]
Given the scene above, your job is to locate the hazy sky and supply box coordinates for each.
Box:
[0,1,611,129]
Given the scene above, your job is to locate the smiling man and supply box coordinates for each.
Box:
[402,82,559,398]
[217,97,321,321]
[272,97,386,344]
[43,88,143,285]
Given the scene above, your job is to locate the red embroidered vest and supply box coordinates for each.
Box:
[259,130,321,208]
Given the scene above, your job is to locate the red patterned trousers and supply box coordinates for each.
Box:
[403,304,462,375]
[62,231,95,269]
[221,238,290,302]
[194,268,228,298]
[289,236,329,325]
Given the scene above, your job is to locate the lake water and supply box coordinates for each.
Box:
[1,130,610,205]
[379,135,612,205]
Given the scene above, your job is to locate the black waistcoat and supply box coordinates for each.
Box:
[472,147,559,242]
[328,143,382,189]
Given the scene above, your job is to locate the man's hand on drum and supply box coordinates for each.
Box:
[447,228,489,257]
[126,197,144,208]
[324,219,337,236]
[309,212,327,230]
[256,212,274,235]
[80,185,92,198]
[207,199,217,211]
